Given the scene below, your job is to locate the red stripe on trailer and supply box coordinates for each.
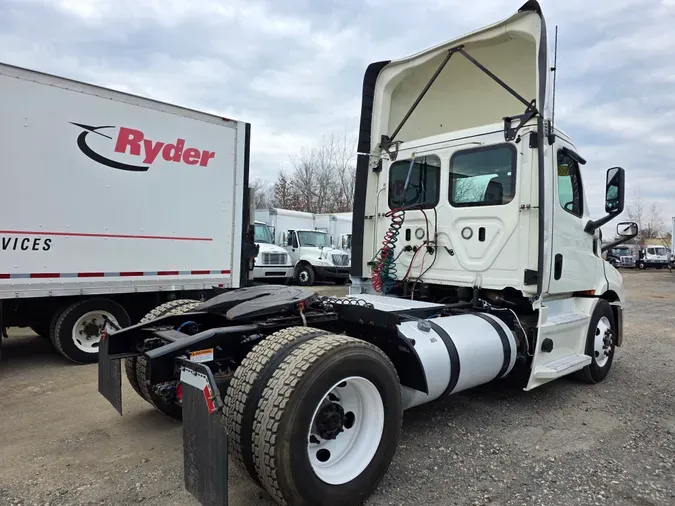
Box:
[77,272,105,278]
[0,271,232,279]
[0,230,212,242]
[30,273,61,279]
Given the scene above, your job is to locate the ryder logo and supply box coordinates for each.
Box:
[70,123,216,172]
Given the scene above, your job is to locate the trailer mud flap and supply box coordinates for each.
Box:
[179,360,228,506]
[98,331,123,415]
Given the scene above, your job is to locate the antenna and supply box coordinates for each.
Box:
[550,25,559,133]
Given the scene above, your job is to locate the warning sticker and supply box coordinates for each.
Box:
[189,348,214,363]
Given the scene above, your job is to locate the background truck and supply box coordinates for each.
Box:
[255,208,351,285]
[637,245,670,269]
[251,221,294,284]
[314,212,353,258]
[98,2,639,506]
[0,62,257,364]
[607,246,636,268]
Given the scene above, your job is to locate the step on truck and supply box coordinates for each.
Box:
[0,64,258,363]
[98,2,639,505]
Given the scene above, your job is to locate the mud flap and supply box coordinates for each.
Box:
[98,330,123,415]
[179,359,228,506]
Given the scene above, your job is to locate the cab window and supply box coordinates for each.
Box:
[557,150,583,217]
[448,144,516,207]
[388,155,440,209]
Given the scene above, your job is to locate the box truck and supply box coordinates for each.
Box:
[255,208,351,285]
[0,62,258,363]
[251,221,294,284]
[99,2,640,505]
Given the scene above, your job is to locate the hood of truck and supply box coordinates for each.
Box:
[363,0,549,157]
[256,243,289,257]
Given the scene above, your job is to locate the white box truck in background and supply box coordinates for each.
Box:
[255,208,351,285]
[314,212,353,257]
[0,62,258,363]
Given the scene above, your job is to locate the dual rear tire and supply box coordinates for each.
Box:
[223,327,403,506]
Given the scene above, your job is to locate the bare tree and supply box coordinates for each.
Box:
[625,196,667,244]
[250,178,274,209]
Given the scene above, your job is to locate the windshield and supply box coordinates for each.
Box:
[613,248,631,256]
[297,231,330,248]
[254,223,273,244]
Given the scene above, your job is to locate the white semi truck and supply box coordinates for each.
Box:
[98,2,639,506]
[252,221,294,284]
[256,208,351,285]
[314,212,353,258]
[0,63,259,363]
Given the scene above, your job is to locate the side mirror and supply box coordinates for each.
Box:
[601,221,639,253]
[617,222,638,237]
[585,166,626,234]
[605,167,625,214]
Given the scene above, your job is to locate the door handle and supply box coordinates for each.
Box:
[554,254,563,280]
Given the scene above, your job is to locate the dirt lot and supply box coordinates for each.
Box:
[1,273,674,506]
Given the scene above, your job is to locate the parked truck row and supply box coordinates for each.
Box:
[254,208,352,286]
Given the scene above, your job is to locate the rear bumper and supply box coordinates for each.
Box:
[315,266,351,280]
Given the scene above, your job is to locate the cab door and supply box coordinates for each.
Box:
[546,141,602,295]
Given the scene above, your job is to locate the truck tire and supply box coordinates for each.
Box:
[295,264,315,286]
[51,298,130,364]
[252,334,402,506]
[124,299,201,401]
[132,299,202,420]
[223,326,331,485]
[576,299,617,384]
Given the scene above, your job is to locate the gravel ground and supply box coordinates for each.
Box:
[0,272,673,506]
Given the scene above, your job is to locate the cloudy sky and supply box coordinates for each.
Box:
[2,0,674,234]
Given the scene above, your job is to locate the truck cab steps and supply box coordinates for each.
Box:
[530,354,591,381]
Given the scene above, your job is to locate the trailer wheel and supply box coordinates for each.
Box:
[134,300,202,420]
[295,264,315,286]
[124,299,202,401]
[252,334,402,506]
[223,326,331,485]
[576,299,617,384]
[51,299,130,364]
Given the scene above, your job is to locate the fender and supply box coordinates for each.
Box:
[332,304,429,394]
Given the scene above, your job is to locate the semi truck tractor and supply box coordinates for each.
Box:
[98,2,638,505]
[0,63,258,363]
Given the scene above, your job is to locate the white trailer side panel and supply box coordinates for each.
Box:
[0,63,247,298]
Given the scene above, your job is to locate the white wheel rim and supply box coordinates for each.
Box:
[72,310,118,353]
[307,376,385,485]
[593,316,612,368]
[299,270,309,283]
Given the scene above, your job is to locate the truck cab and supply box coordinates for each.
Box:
[348,0,638,390]
[607,246,635,268]
[252,221,294,284]
[638,246,670,269]
[283,229,350,285]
